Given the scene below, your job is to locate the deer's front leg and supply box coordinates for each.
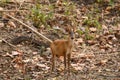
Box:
[64,53,66,70]
[67,53,71,73]
[52,54,55,71]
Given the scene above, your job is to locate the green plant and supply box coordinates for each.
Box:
[0,0,10,2]
[62,1,78,30]
[96,0,114,6]
[0,0,10,6]
[85,34,94,40]
[29,3,53,28]
[83,12,102,31]
[76,30,84,36]
[85,28,95,40]
[63,1,76,16]
[97,0,102,3]
[109,0,114,6]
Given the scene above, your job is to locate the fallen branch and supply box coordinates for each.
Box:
[2,39,16,48]
[0,10,27,12]
[5,14,53,43]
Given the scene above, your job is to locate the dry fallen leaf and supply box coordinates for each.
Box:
[0,7,3,10]
[58,64,64,71]
[101,59,108,64]
[12,51,20,56]
[3,52,13,58]
[89,27,97,32]
[14,62,25,73]
[78,53,95,59]
[12,52,25,73]
[56,0,63,6]
[85,53,95,59]
[36,63,46,68]
[76,38,84,44]
[11,0,27,3]
[50,77,57,80]
[8,21,16,28]
[71,63,84,71]
[0,22,4,28]
[23,59,32,63]
[102,24,108,30]
[32,51,38,55]
[96,59,108,66]
[87,40,97,45]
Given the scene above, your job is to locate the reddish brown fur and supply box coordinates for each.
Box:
[50,31,74,72]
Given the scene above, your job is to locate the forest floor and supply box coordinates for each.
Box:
[0,0,120,80]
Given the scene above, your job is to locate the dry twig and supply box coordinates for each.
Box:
[0,10,27,12]
[2,39,16,48]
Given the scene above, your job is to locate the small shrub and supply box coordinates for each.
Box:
[83,18,101,29]
[96,0,114,6]
[28,3,53,28]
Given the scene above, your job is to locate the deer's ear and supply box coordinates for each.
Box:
[72,26,77,33]
[65,26,76,33]
[65,26,71,33]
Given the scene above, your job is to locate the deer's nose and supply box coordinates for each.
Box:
[71,36,74,39]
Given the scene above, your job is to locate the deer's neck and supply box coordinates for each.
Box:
[67,37,74,47]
